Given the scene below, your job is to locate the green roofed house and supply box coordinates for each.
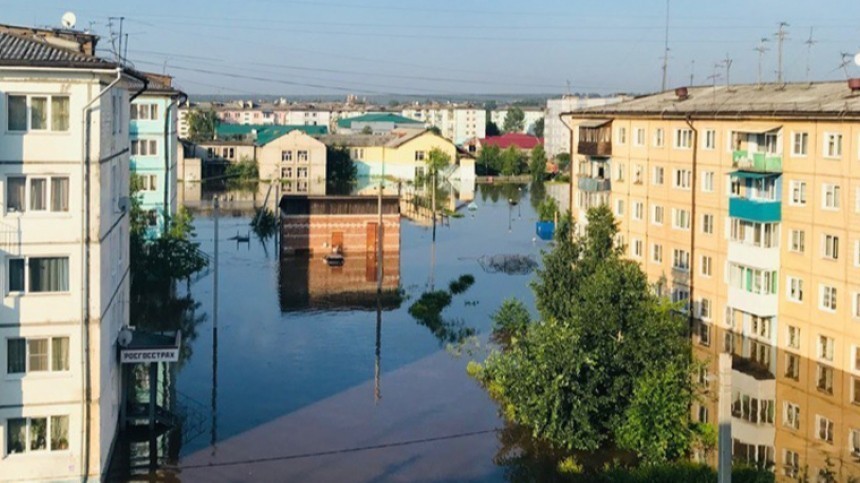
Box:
[336,113,423,135]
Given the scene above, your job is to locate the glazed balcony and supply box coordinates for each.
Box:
[577,122,612,157]
[577,141,612,157]
[732,150,782,173]
[578,177,611,192]
[729,198,781,223]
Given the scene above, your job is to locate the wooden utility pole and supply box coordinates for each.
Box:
[718,353,732,483]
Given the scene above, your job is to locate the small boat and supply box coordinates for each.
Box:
[467,202,478,211]
[324,253,344,267]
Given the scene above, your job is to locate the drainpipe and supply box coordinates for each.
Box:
[80,67,123,482]
[684,115,698,335]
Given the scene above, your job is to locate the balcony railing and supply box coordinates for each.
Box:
[732,150,782,173]
[729,198,781,223]
[577,141,612,157]
[578,177,611,192]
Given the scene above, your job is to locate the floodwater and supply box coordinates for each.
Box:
[112,183,547,482]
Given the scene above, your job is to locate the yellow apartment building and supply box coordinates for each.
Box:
[563,81,860,481]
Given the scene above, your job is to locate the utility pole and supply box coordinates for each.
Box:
[804,27,817,82]
[211,196,219,451]
[754,38,769,86]
[775,22,789,84]
[717,353,732,483]
[661,0,671,91]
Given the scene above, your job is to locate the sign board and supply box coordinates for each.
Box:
[120,348,179,364]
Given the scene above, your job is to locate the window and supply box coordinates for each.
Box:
[633,165,643,184]
[632,239,643,258]
[280,167,293,179]
[853,378,860,405]
[672,288,690,311]
[632,201,644,221]
[139,175,157,192]
[672,208,690,230]
[816,415,834,443]
[785,353,800,380]
[730,392,775,425]
[698,321,710,345]
[652,166,664,185]
[297,180,308,193]
[617,127,627,144]
[700,300,712,320]
[674,128,693,149]
[8,257,69,294]
[823,234,839,260]
[673,249,690,271]
[789,230,805,253]
[823,184,841,209]
[704,129,716,149]
[51,177,69,212]
[817,364,834,394]
[783,449,800,478]
[6,337,69,374]
[701,255,712,276]
[652,205,664,225]
[789,181,807,206]
[820,285,837,312]
[697,405,709,423]
[854,292,860,319]
[792,132,808,156]
[414,150,426,161]
[652,244,663,263]
[824,132,842,158]
[7,94,69,132]
[7,177,25,212]
[653,128,664,147]
[783,402,800,429]
[702,213,714,234]
[787,325,800,350]
[297,167,308,179]
[851,429,860,456]
[281,150,293,162]
[634,128,645,146]
[130,104,159,120]
[702,171,714,192]
[131,139,158,156]
[615,199,624,216]
[615,162,625,181]
[673,169,691,189]
[818,335,835,362]
[297,150,309,162]
[6,415,68,454]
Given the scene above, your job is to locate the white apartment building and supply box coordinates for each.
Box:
[401,105,486,145]
[544,95,630,158]
[0,29,141,481]
[490,107,545,135]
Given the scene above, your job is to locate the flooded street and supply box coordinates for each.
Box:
[160,184,545,481]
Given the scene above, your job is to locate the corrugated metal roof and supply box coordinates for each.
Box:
[0,31,114,68]
[336,113,422,128]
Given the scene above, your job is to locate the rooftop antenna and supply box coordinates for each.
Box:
[566,79,572,97]
[660,0,671,91]
[775,22,789,84]
[123,33,129,66]
[803,27,817,82]
[838,52,853,79]
[707,64,721,103]
[689,59,695,86]
[722,53,733,88]
[754,38,769,86]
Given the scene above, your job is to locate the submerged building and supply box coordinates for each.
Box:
[563,81,860,480]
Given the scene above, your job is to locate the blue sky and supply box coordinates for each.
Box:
[3,0,860,97]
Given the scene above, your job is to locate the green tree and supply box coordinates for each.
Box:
[475,205,697,463]
[361,125,373,135]
[503,106,526,133]
[555,152,572,172]
[225,156,258,183]
[187,109,219,142]
[477,145,502,175]
[529,144,547,181]
[486,121,501,137]
[500,146,525,176]
[326,145,357,195]
[491,298,531,346]
[428,125,442,136]
[426,147,451,175]
[533,117,545,138]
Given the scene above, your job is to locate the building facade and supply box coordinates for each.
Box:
[0,29,141,481]
[258,130,327,195]
[400,105,486,145]
[563,82,860,481]
[490,107,545,135]
[544,95,630,158]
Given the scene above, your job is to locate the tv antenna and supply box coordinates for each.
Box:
[774,22,789,84]
[61,12,77,29]
[838,52,854,78]
[722,53,734,88]
[689,59,695,86]
[754,38,769,86]
[803,28,817,82]
[660,0,671,91]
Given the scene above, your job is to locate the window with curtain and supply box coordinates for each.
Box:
[50,416,68,450]
[51,337,69,371]
[51,177,69,212]
[8,95,27,131]
[51,96,69,131]
[30,178,46,211]
[7,418,26,454]
[7,338,25,374]
[27,339,48,372]
[8,258,24,292]
[28,417,46,451]
[7,176,26,212]
[30,96,47,130]
[28,257,69,292]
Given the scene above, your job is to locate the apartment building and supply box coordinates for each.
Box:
[130,74,183,236]
[563,81,860,481]
[544,95,630,158]
[0,29,143,480]
[490,106,544,135]
[258,130,327,196]
[400,105,486,145]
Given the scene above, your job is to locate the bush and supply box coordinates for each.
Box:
[449,274,475,294]
[538,197,559,222]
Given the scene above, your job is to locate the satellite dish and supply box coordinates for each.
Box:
[855,52,860,67]
[61,12,77,29]
[118,328,133,347]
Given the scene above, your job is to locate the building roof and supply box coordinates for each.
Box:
[336,112,423,129]
[319,128,432,148]
[215,123,329,145]
[567,81,860,120]
[480,133,543,150]
[0,30,115,68]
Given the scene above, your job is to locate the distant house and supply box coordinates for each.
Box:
[465,133,543,154]
[336,113,423,135]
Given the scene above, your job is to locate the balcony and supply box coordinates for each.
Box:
[732,151,782,173]
[728,287,778,317]
[729,198,781,223]
[577,141,612,157]
[578,177,611,192]
[727,241,780,270]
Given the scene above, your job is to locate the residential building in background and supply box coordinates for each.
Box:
[130,73,184,235]
[563,81,860,477]
[400,104,486,145]
[258,130,327,195]
[490,106,545,134]
[0,27,142,481]
[335,113,423,135]
[544,95,630,158]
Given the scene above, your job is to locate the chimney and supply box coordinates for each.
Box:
[849,78,860,93]
[674,87,689,100]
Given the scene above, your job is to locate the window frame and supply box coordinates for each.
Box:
[6,336,70,375]
[6,93,70,133]
[823,132,843,159]
[791,131,808,157]
[6,256,70,295]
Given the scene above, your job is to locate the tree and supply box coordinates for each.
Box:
[477,144,502,175]
[500,146,525,176]
[326,145,357,195]
[187,109,219,142]
[486,121,501,137]
[529,144,547,181]
[533,117,545,138]
[503,106,526,133]
[555,152,572,172]
[361,125,374,135]
[490,298,531,346]
[428,125,442,136]
[426,147,451,175]
[474,205,697,464]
